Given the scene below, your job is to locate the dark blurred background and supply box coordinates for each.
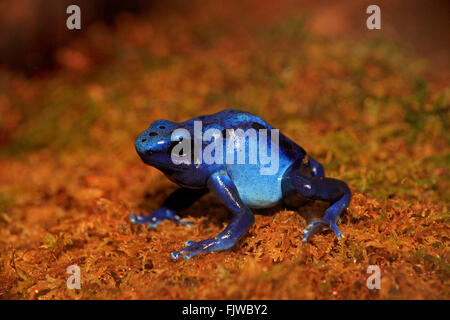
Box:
[0,0,182,74]
[0,0,449,79]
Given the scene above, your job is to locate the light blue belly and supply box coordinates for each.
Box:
[226,160,291,208]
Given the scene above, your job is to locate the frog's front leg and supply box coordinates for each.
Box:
[288,171,351,242]
[129,187,208,229]
[171,171,255,260]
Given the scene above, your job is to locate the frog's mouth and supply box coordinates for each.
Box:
[143,159,190,172]
[137,147,191,171]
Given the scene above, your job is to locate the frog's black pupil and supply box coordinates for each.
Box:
[149,132,158,136]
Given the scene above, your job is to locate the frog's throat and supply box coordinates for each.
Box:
[148,160,190,172]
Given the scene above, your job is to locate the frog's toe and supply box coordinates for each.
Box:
[129,213,138,224]
[170,238,231,260]
[129,213,152,224]
[147,222,160,230]
[178,220,195,228]
[170,244,201,260]
[181,249,204,260]
[329,222,344,240]
[302,221,323,242]
[170,248,201,260]
[302,219,343,242]
[170,251,182,260]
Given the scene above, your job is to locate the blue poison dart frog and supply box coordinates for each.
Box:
[130,109,351,260]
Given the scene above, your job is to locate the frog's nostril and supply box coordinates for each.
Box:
[141,138,147,142]
[149,132,158,136]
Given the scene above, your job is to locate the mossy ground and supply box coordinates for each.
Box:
[0,2,448,299]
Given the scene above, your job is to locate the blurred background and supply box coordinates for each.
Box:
[0,0,448,149]
[0,0,448,76]
[0,0,448,299]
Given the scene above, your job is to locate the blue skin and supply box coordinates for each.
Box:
[130,109,351,260]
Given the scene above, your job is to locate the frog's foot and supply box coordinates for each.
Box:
[302,218,343,242]
[128,210,194,229]
[170,237,235,260]
[301,188,350,242]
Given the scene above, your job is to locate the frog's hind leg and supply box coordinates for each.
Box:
[284,165,351,242]
[129,188,208,229]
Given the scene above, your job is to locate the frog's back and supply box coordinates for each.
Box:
[192,109,270,130]
[193,109,307,208]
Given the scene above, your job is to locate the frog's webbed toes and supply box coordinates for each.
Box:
[129,213,138,224]
[146,217,193,230]
[129,213,163,229]
[129,211,194,229]
[170,238,234,260]
[178,220,195,228]
[170,240,209,260]
[302,219,344,242]
[184,240,197,246]
[129,213,153,224]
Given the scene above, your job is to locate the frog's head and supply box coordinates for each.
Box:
[135,120,194,171]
